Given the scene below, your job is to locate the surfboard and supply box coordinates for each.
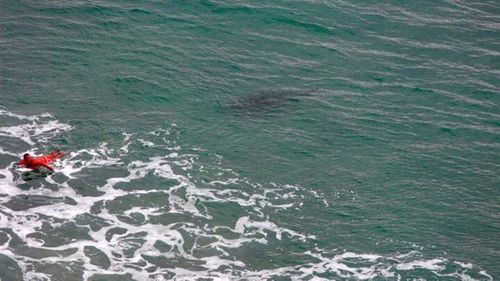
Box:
[21,168,53,181]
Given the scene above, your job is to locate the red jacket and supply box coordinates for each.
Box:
[18,151,65,171]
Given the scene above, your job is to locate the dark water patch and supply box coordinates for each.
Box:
[105,227,128,242]
[27,222,92,247]
[74,165,130,188]
[117,212,146,226]
[14,245,78,260]
[0,254,23,281]
[4,195,76,211]
[121,239,146,258]
[204,201,247,227]
[112,176,178,191]
[227,240,311,271]
[149,212,205,227]
[68,178,106,197]
[33,261,85,281]
[0,154,19,169]
[154,240,172,253]
[105,193,170,214]
[0,231,8,245]
[84,246,111,269]
[229,88,317,112]
[142,253,206,271]
[74,213,112,232]
[89,273,135,281]
[2,227,80,259]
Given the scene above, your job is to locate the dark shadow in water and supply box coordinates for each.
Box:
[21,169,53,182]
[225,88,318,113]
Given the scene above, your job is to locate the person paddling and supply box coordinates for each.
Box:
[17,151,65,172]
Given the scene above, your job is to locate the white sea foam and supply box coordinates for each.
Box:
[0,107,492,281]
[0,110,71,146]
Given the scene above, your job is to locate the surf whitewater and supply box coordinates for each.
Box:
[0,107,492,280]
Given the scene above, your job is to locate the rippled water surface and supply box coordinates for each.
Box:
[0,0,499,280]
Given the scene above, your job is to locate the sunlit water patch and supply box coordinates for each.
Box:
[0,108,492,280]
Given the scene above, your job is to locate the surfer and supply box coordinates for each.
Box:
[17,151,65,172]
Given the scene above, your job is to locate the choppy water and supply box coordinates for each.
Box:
[0,0,499,280]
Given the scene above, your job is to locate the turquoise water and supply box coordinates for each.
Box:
[0,0,499,280]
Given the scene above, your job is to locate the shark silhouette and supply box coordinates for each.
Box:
[228,88,317,112]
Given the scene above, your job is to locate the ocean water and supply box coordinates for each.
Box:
[0,0,499,280]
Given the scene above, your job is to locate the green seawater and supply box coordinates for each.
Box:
[0,0,499,280]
